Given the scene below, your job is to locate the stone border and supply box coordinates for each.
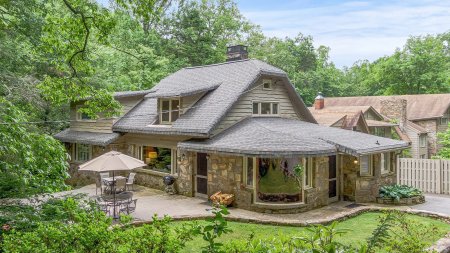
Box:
[376,195,425,205]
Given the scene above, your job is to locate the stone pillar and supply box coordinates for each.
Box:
[380,98,407,129]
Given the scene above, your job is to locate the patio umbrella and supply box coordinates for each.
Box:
[78,151,146,218]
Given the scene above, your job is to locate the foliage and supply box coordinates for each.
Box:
[1,198,197,253]
[379,184,422,201]
[194,205,232,253]
[0,98,69,198]
[435,123,450,159]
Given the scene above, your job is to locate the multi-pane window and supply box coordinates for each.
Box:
[419,135,427,148]
[160,98,180,124]
[381,152,391,174]
[360,155,372,176]
[440,108,450,125]
[138,146,176,174]
[373,127,386,137]
[252,102,279,115]
[243,157,254,188]
[75,144,91,162]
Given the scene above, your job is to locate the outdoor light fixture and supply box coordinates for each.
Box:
[206,154,210,160]
[353,158,359,165]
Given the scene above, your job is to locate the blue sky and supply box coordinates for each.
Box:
[235,0,450,68]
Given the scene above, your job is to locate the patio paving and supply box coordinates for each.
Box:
[69,184,449,225]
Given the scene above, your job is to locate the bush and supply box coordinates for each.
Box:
[379,184,422,201]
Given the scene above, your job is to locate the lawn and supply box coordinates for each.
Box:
[177,212,450,252]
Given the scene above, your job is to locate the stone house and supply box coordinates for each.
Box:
[55,45,408,213]
[325,94,450,159]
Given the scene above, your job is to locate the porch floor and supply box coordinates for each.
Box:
[70,184,449,225]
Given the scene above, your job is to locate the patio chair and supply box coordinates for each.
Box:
[100,173,110,194]
[126,172,136,191]
[96,197,112,215]
[115,178,126,193]
[119,199,137,215]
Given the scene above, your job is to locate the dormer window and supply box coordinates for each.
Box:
[160,98,180,124]
[262,79,272,90]
[252,102,279,115]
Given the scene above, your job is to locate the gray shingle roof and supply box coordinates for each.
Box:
[178,117,409,157]
[54,129,121,146]
[145,82,221,98]
[113,59,316,136]
[113,90,152,98]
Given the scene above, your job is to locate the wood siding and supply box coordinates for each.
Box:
[70,96,143,133]
[212,76,302,135]
[181,92,205,114]
[405,126,427,159]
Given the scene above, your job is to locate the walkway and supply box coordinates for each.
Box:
[70,185,449,225]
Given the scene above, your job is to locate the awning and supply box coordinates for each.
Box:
[54,129,121,146]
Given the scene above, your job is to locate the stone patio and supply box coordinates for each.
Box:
[68,184,450,226]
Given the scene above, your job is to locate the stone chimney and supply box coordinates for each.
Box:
[314,92,325,110]
[226,45,248,62]
[380,98,407,129]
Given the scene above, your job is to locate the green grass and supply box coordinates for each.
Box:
[176,212,450,252]
[259,166,300,194]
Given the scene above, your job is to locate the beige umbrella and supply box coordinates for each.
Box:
[79,151,146,218]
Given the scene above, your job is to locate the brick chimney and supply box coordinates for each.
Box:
[314,92,325,110]
[226,45,248,62]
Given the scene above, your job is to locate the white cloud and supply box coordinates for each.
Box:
[240,0,450,68]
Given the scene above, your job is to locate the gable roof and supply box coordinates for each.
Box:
[54,129,121,146]
[325,94,450,121]
[179,117,409,157]
[113,59,316,136]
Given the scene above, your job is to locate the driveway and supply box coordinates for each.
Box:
[412,194,450,216]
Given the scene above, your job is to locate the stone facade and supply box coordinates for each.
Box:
[380,98,407,128]
[342,154,396,202]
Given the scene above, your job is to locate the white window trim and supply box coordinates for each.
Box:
[74,143,92,162]
[303,157,314,189]
[159,98,180,124]
[359,155,373,176]
[381,153,391,174]
[262,79,273,90]
[243,157,256,188]
[252,101,280,116]
[419,134,427,148]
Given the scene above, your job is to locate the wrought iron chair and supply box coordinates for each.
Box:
[119,199,137,215]
[115,178,127,193]
[126,172,136,191]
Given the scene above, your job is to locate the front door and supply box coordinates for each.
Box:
[196,153,208,196]
[328,155,338,202]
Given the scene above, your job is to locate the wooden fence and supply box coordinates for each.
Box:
[397,158,450,194]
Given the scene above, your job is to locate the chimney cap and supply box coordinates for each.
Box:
[315,92,324,100]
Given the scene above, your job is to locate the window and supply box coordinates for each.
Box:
[252,102,279,115]
[440,117,448,126]
[243,157,255,188]
[360,155,372,176]
[138,146,176,174]
[303,157,314,188]
[420,154,427,159]
[262,79,272,90]
[373,127,386,137]
[159,98,180,124]
[76,106,93,121]
[441,108,450,125]
[381,153,391,174]
[419,135,427,148]
[75,144,91,162]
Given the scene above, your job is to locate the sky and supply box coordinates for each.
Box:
[235,0,450,68]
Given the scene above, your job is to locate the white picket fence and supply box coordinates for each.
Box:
[397,158,450,194]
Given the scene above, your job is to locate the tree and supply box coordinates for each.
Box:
[436,124,450,159]
[0,98,70,198]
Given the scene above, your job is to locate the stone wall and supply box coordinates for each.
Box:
[342,154,396,203]
[380,98,407,128]
[304,156,329,209]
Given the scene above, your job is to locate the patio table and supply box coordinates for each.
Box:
[100,192,134,217]
[102,176,127,194]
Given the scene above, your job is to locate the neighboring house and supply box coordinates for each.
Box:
[325,94,450,159]
[309,93,397,139]
[55,46,408,213]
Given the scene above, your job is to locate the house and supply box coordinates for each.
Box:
[55,45,409,213]
[308,93,398,139]
[325,94,450,159]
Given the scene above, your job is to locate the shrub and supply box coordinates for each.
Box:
[379,184,422,201]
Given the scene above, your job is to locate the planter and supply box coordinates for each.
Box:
[376,195,425,205]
